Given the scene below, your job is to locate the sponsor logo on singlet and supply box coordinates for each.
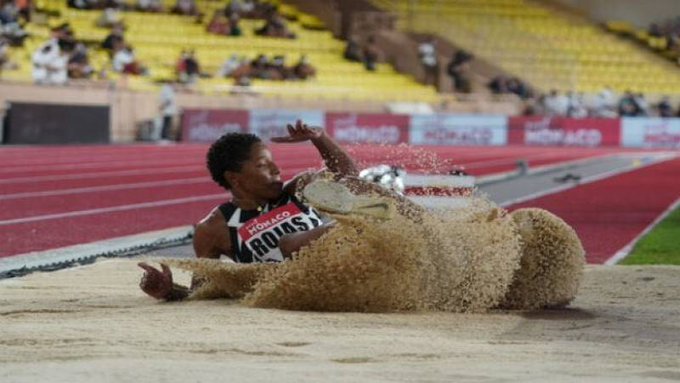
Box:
[237,203,320,262]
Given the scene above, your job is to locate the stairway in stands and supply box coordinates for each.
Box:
[372,0,680,96]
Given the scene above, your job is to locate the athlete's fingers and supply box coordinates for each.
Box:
[160,263,172,279]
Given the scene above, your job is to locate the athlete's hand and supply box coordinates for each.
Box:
[271,119,323,143]
[138,262,173,300]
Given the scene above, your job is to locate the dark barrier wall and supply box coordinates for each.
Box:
[5,103,110,144]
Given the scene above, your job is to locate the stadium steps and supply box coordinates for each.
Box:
[370,0,680,96]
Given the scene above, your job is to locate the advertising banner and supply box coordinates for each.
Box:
[181,109,248,142]
[621,118,680,148]
[508,117,621,147]
[409,115,508,146]
[249,109,324,142]
[325,113,410,144]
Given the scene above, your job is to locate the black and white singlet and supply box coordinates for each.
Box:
[218,194,323,263]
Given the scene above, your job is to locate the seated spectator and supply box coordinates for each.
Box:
[0,36,19,73]
[446,50,473,93]
[362,36,379,71]
[226,0,271,19]
[543,89,569,116]
[217,54,241,77]
[268,54,288,80]
[68,0,99,10]
[228,14,242,36]
[657,96,675,117]
[618,90,642,117]
[102,24,124,52]
[207,12,231,35]
[591,86,617,118]
[112,43,145,75]
[633,93,649,116]
[255,10,295,39]
[292,54,315,80]
[176,49,201,83]
[0,0,18,24]
[67,42,94,79]
[567,91,588,118]
[172,0,198,16]
[344,38,362,63]
[32,39,69,85]
[17,0,31,22]
[207,12,241,36]
[97,7,122,28]
[418,39,438,87]
[137,0,162,12]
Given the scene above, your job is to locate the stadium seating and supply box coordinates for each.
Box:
[2,0,439,103]
[371,0,680,96]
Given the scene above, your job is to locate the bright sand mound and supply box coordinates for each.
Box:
[1,260,679,382]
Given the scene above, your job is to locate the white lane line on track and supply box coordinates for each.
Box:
[0,158,201,174]
[461,150,583,169]
[0,193,227,226]
[605,197,680,265]
[0,164,319,186]
[0,177,210,201]
[0,165,202,184]
[498,153,677,208]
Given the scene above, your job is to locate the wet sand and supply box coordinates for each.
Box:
[1,260,679,382]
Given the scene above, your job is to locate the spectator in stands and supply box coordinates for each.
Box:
[418,38,438,87]
[158,82,177,141]
[32,39,69,85]
[0,0,28,46]
[567,91,588,118]
[591,86,617,118]
[0,36,18,73]
[229,14,242,36]
[113,43,145,75]
[344,38,362,63]
[657,96,675,117]
[176,49,201,84]
[522,94,546,116]
[292,54,315,80]
[16,0,31,22]
[447,50,474,93]
[67,42,93,79]
[362,36,380,72]
[255,10,295,39]
[543,89,569,116]
[207,12,231,35]
[68,0,99,10]
[97,7,122,28]
[633,93,649,116]
[268,54,288,80]
[172,0,198,16]
[217,54,241,78]
[618,90,641,117]
[137,0,162,12]
[102,24,124,52]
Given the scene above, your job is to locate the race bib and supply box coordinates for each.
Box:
[238,203,319,262]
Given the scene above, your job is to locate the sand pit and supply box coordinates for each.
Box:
[1,259,679,382]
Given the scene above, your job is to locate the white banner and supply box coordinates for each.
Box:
[622,118,680,148]
[249,109,324,142]
[409,115,508,146]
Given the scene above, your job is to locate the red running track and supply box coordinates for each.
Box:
[0,144,646,258]
[509,158,680,264]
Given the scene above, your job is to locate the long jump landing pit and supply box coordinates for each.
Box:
[1,260,679,382]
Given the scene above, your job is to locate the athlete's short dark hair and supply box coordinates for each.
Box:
[207,133,262,190]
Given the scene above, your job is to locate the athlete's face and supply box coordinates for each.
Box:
[227,143,283,200]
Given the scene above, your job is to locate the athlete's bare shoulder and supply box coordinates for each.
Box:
[193,206,232,259]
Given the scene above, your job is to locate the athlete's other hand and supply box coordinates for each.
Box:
[271,119,323,143]
[138,262,173,300]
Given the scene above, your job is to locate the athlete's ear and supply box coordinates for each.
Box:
[224,171,240,189]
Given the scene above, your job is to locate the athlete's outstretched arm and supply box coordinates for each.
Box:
[272,120,358,177]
